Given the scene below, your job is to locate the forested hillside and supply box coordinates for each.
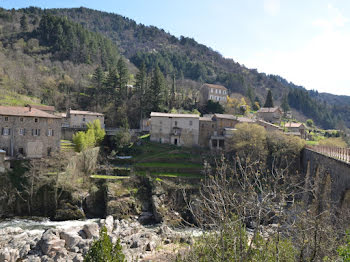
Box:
[1,6,349,130]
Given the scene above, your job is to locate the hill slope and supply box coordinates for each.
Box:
[1,7,349,129]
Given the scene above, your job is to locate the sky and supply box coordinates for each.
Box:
[1,0,350,96]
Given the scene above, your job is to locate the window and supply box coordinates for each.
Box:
[160,128,162,132]
[174,121,177,126]
[160,120,162,125]
[211,88,213,93]
[48,129,54,136]
[2,127,10,136]
[4,117,8,121]
[47,147,52,156]
[189,120,193,126]
[83,117,86,122]
[20,118,23,122]
[34,118,38,123]
[19,128,25,135]
[32,129,40,136]
[18,148,24,155]
[215,89,218,94]
[219,90,221,94]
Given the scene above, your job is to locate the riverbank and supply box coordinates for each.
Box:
[0,216,200,262]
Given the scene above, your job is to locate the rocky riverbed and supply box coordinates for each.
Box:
[0,216,200,262]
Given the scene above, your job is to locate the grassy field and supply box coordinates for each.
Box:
[91,174,129,180]
[0,89,42,106]
[135,162,202,168]
[136,171,202,179]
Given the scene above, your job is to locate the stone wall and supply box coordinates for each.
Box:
[0,116,61,158]
[302,148,350,209]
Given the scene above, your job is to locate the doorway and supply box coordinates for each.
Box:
[174,138,178,145]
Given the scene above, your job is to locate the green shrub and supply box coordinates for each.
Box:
[84,226,125,262]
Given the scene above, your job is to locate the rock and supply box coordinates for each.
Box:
[82,223,99,239]
[151,195,164,223]
[54,203,85,221]
[164,239,171,245]
[138,211,154,225]
[0,248,19,262]
[59,231,82,251]
[72,254,84,262]
[19,244,31,258]
[105,215,114,233]
[39,229,66,257]
[145,241,156,251]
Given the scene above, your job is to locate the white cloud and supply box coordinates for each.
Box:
[263,0,280,16]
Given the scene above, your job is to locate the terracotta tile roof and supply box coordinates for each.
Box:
[202,83,227,90]
[285,122,305,128]
[0,106,61,118]
[27,104,55,112]
[69,110,104,116]
[151,112,200,118]
[237,117,256,123]
[257,119,281,128]
[199,117,212,121]
[213,114,237,120]
[257,107,281,113]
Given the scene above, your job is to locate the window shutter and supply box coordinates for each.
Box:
[52,130,54,136]
[8,128,11,135]
[1,128,3,135]
[23,128,26,136]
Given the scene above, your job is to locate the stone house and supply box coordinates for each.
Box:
[0,106,61,158]
[150,112,200,147]
[285,122,306,139]
[199,84,228,105]
[199,116,216,148]
[257,107,283,124]
[62,109,105,128]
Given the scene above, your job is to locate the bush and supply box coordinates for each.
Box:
[84,226,125,262]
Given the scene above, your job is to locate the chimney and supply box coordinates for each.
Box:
[26,104,32,112]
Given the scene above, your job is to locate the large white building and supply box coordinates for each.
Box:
[150,112,200,147]
[200,83,228,105]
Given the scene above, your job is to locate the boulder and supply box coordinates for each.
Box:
[39,229,66,257]
[82,223,99,239]
[138,211,154,225]
[105,215,114,233]
[151,195,164,223]
[59,231,82,251]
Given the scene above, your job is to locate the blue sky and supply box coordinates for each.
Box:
[1,0,350,95]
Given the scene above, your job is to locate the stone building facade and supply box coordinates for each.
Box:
[199,84,228,105]
[0,106,61,158]
[285,122,306,139]
[150,112,200,147]
[61,109,104,128]
[257,107,282,124]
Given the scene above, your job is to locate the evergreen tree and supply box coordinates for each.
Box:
[20,14,28,31]
[116,57,129,101]
[84,226,125,262]
[281,94,290,112]
[150,65,166,112]
[135,62,147,119]
[92,66,105,110]
[264,89,274,108]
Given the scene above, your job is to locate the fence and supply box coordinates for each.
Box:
[306,145,350,163]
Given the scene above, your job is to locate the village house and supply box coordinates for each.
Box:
[0,105,61,158]
[199,83,228,105]
[150,112,200,147]
[257,107,283,124]
[61,109,105,128]
[284,122,306,139]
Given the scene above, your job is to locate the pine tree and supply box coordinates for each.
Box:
[264,89,274,108]
[92,66,105,110]
[281,94,290,112]
[116,58,129,100]
[150,65,166,112]
[135,62,147,119]
[20,14,28,31]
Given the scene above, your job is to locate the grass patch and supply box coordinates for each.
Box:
[135,162,202,168]
[136,171,202,178]
[138,134,150,139]
[91,174,129,180]
[306,140,319,146]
